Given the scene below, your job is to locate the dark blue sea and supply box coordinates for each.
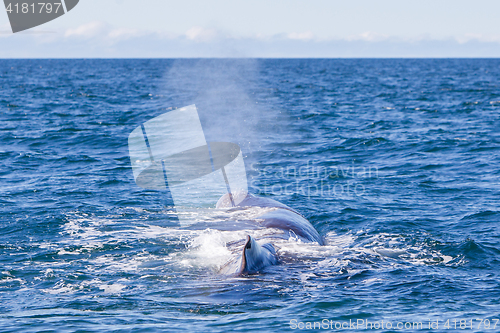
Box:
[1,59,499,332]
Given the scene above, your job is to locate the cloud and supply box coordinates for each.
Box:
[64,21,108,38]
[287,31,314,41]
[456,33,500,44]
[0,23,12,38]
[107,28,141,40]
[3,22,500,58]
[185,26,218,42]
[346,31,390,42]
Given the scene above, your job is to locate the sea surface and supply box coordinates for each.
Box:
[1,59,499,332]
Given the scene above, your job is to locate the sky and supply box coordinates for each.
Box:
[1,0,500,57]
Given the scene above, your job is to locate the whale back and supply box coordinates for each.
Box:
[216,192,323,245]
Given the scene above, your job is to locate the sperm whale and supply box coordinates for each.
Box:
[215,191,323,275]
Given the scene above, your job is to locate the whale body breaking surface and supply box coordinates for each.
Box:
[214,192,324,275]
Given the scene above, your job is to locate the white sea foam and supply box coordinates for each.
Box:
[55,211,461,283]
[99,283,126,294]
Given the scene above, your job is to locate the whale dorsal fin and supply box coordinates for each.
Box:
[239,235,278,275]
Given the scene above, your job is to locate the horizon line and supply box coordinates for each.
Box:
[1,57,500,60]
